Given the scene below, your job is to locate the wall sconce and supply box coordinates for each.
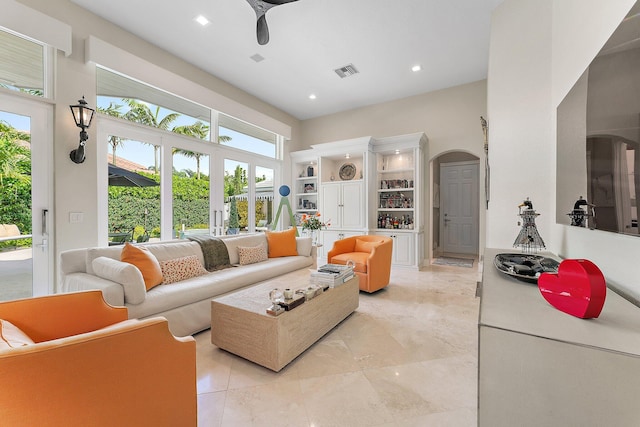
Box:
[69,96,95,164]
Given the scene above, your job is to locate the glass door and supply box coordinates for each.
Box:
[0,96,52,300]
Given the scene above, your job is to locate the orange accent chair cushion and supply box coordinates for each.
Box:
[327,235,393,293]
[265,227,298,258]
[121,242,163,290]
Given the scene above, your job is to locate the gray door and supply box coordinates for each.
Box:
[440,161,479,254]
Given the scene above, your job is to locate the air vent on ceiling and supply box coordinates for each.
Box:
[334,63,359,78]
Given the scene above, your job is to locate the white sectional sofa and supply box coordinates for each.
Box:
[59,233,313,336]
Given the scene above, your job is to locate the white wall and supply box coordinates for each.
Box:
[487,0,640,300]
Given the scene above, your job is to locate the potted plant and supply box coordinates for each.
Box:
[228,198,240,235]
[300,212,329,245]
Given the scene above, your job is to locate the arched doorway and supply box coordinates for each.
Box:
[431,151,480,258]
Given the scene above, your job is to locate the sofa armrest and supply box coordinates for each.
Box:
[367,240,393,283]
[62,272,125,308]
[0,317,196,427]
[0,290,127,342]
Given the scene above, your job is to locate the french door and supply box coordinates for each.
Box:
[0,95,53,300]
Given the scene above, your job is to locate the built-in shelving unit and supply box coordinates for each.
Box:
[291,133,426,268]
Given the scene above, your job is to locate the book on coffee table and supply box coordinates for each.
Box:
[311,264,355,287]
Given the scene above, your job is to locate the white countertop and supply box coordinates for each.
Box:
[480,248,640,356]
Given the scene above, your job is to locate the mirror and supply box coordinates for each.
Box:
[557,1,640,236]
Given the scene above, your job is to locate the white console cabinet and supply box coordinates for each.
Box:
[479,248,640,426]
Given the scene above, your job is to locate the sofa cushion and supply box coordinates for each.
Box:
[238,244,268,266]
[222,234,268,265]
[160,255,208,284]
[86,246,124,275]
[296,237,312,257]
[92,256,146,305]
[265,228,298,258]
[121,243,163,291]
[0,319,34,349]
[145,241,204,264]
[354,238,384,254]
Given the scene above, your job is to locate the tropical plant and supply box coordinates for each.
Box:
[228,197,240,230]
[122,99,179,172]
[98,102,127,165]
[224,165,247,197]
[0,123,30,185]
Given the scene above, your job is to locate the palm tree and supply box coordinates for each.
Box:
[98,102,126,165]
[123,99,179,172]
[173,122,233,179]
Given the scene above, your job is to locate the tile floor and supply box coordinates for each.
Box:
[195,261,481,426]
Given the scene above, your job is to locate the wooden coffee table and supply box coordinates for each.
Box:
[211,276,359,372]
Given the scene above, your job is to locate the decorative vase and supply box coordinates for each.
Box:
[309,230,318,246]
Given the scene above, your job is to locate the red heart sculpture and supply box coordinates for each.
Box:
[538,259,606,319]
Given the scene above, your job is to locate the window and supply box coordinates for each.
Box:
[97,67,210,139]
[173,148,210,238]
[219,113,278,158]
[0,28,46,97]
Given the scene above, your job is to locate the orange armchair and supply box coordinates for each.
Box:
[327,235,393,293]
[0,291,196,427]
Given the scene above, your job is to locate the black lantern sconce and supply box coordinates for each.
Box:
[69,96,95,164]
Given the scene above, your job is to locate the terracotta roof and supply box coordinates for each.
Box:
[107,154,149,172]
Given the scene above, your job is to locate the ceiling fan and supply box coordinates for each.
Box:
[244,0,299,45]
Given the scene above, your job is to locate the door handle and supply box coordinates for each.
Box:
[42,209,49,236]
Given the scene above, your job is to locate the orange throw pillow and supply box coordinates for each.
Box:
[265,227,298,258]
[354,238,383,254]
[121,243,163,291]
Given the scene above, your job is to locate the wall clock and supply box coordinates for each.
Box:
[339,163,356,180]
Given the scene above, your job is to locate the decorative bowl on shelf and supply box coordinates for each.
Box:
[493,253,560,284]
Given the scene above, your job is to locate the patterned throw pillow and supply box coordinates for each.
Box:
[238,244,268,266]
[160,255,208,284]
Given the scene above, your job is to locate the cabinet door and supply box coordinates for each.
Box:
[392,233,414,266]
[374,232,415,267]
[321,183,341,228]
[341,182,364,228]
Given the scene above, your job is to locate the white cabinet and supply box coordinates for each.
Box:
[321,181,364,230]
[374,231,414,266]
[371,133,426,269]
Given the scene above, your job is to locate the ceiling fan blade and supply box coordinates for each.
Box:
[263,0,299,4]
[256,14,269,45]
[245,0,299,44]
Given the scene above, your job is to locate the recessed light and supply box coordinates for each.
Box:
[309,94,317,100]
[195,15,210,26]
[412,65,422,72]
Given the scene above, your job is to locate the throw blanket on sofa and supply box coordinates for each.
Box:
[187,235,232,271]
